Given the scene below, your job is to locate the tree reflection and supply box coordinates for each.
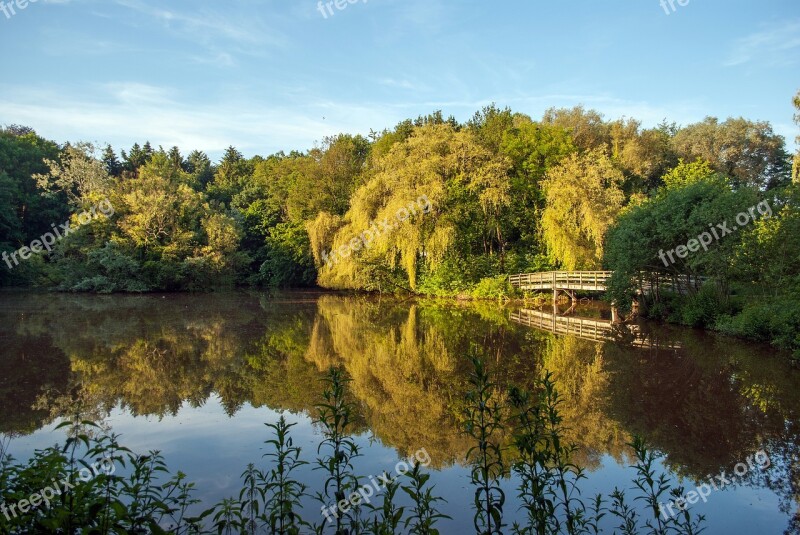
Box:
[1,292,798,527]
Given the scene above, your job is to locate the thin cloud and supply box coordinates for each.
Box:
[725,20,800,67]
[0,83,394,159]
[377,78,421,91]
[113,0,287,49]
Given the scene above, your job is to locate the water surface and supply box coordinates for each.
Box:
[1,291,798,533]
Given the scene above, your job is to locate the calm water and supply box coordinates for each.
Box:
[1,291,798,534]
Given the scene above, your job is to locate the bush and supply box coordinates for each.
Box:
[417,258,473,296]
[470,275,516,300]
[60,244,149,293]
[673,284,730,328]
[715,299,800,356]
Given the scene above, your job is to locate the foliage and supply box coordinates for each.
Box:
[671,116,790,190]
[258,222,317,288]
[794,90,800,184]
[262,416,309,534]
[400,462,450,534]
[464,356,506,533]
[661,160,721,191]
[470,275,517,300]
[313,367,362,533]
[604,177,759,311]
[312,123,511,292]
[541,149,625,270]
[2,97,798,301]
[715,298,800,358]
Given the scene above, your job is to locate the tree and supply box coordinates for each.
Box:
[34,142,112,208]
[540,149,625,270]
[185,150,214,189]
[121,142,150,175]
[116,154,204,253]
[672,117,790,190]
[793,90,800,184]
[309,123,511,291]
[468,104,514,152]
[0,126,63,256]
[286,134,370,221]
[258,222,317,287]
[542,106,611,153]
[609,119,678,193]
[604,177,759,309]
[142,141,154,160]
[167,146,185,172]
[662,159,720,191]
[499,116,576,258]
[207,146,249,205]
[102,145,123,177]
[732,185,800,295]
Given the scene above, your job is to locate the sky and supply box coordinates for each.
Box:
[0,0,798,161]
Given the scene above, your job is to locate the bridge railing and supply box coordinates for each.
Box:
[510,308,683,349]
[509,271,614,290]
[509,270,710,293]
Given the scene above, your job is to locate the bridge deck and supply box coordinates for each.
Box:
[508,271,708,296]
[509,271,613,292]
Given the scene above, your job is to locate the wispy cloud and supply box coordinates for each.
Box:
[377,78,422,91]
[0,82,396,159]
[725,20,800,67]
[0,79,715,161]
[110,0,288,64]
[114,0,262,44]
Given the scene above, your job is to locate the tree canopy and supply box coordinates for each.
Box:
[0,97,797,300]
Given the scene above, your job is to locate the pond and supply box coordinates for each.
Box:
[1,291,798,533]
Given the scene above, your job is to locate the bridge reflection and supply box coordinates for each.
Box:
[510,307,683,349]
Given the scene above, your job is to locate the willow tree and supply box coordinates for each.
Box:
[541,149,625,270]
[308,123,511,291]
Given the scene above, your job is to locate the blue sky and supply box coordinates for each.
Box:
[0,0,798,160]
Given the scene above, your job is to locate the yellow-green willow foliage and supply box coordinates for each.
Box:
[538,335,631,469]
[308,123,511,291]
[541,149,625,269]
[306,211,343,266]
[305,296,473,465]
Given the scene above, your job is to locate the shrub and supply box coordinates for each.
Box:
[471,275,516,300]
[715,299,800,356]
[674,284,730,328]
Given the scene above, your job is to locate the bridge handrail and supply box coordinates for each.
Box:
[509,271,614,287]
[509,271,709,288]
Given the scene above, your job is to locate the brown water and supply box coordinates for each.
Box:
[1,291,798,533]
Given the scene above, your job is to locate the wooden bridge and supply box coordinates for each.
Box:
[510,308,682,350]
[508,271,707,302]
[509,271,612,292]
[508,271,613,303]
